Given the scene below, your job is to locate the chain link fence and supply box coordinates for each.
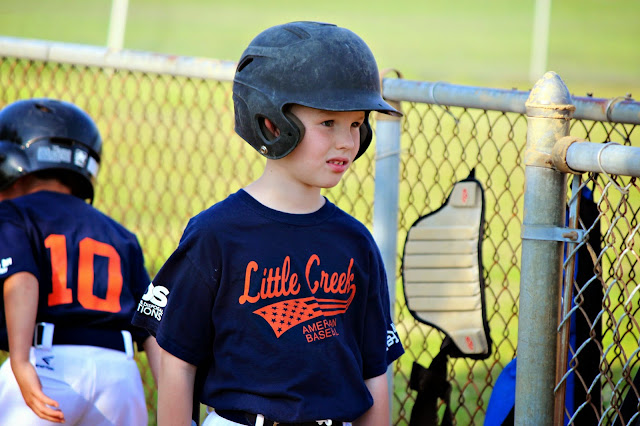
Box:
[0,38,638,425]
[553,127,640,425]
[389,99,527,425]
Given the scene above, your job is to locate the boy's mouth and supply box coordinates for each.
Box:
[327,160,346,166]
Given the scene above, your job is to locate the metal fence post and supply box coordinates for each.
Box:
[515,72,575,425]
[373,98,402,424]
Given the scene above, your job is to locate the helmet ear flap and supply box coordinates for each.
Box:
[0,141,29,191]
[257,111,306,144]
[253,109,307,159]
[355,112,372,160]
[252,111,300,159]
[283,110,305,147]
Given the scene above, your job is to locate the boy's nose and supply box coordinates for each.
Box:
[335,128,358,150]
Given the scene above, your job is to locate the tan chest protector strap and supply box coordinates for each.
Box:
[402,171,491,359]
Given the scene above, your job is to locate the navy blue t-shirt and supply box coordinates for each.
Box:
[133,189,403,422]
[0,191,151,350]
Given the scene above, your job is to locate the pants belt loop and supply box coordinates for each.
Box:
[33,322,54,350]
[121,330,134,359]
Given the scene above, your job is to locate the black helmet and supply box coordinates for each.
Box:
[233,21,401,160]
[0,98,102,201]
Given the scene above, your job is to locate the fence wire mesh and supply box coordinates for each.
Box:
[393,101,526,425]
[0,46,638,426]
[557,120,640,426]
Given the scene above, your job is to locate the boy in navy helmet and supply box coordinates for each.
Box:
[133,21,404,426]
[0,98,160,425]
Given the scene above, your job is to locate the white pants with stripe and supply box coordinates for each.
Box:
[0,343,147,425]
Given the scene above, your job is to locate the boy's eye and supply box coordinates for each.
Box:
[321,120,334,127]
[352,121,363,128]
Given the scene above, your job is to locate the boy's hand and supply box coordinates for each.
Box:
[5,272,64,422]
[12,359,65,423]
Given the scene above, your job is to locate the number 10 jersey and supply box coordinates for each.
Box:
[0,190,151,349]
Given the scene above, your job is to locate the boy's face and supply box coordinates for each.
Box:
[275,104,364,190]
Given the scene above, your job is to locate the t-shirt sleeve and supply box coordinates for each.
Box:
[381,272,404,366]
[132,219,217,366]
[0,202,38,351]
[361,244,404,379]
[0,202,39,281]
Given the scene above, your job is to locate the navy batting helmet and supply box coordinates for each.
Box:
[233,21,401,160]
[0,98,102,201]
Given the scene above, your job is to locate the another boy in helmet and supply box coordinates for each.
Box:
[0,98,160,425]
[133,21,404,426]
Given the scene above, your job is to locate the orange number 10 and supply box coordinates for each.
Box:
[44,234,123,313]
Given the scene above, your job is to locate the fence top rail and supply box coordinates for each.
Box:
[382,78,640,126]
[0,35,237,81]
[1,35,638,126]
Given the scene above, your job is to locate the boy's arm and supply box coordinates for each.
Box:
[142,335,161,385]
[4,272,64,423]
[158,346,197,426]
[353,372,390,426]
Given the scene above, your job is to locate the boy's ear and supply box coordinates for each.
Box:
[259,117,280,140]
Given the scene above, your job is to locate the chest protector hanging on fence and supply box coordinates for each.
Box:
[402,170,491,426]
